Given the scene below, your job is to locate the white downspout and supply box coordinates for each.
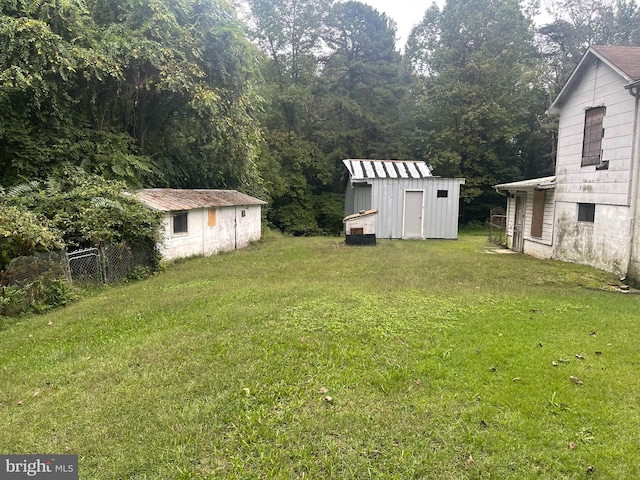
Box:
[624,80,640,280]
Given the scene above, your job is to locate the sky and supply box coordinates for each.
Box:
[358,0,443,48]
[357,0,552,50]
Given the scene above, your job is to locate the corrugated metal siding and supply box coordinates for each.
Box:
[354,185,372,212]
[369,177,465,239]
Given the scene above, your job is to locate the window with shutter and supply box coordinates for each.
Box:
[581,107,605,166]
[531,190,545,238]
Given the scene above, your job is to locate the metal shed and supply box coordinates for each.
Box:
[343,159,465,239]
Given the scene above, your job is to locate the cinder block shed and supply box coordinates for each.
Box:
[136,188,266,261]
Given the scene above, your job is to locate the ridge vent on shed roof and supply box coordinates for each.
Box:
[343,159,432,180]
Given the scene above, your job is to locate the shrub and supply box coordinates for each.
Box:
[0,205,64,271]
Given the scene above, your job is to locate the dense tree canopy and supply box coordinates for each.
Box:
[2,0,640,235]
[404,0,551,220]
[0,0,263,189]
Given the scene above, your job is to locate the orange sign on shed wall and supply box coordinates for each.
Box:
[208,208,217,226]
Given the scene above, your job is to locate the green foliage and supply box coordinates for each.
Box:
[0,204,64,271]
[405,0,550,220]
[1,168,162,249]
[314,192,345,235]
[313,1,409,161]
[260,131,337,235]
[247,0,331,132]
[0,273,75,317]
[0,0,264,189]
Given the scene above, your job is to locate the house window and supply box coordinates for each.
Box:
[437,190,449,198]
[531,190,545,238]
[173,211,188,234]
[578,203,595,223]
[581,106,605,166]
[208,208,216,227]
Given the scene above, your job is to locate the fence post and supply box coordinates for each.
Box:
[99,242,108,285]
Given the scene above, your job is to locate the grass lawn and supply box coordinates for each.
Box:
[1,230,640,479]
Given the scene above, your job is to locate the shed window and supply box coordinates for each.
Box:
[173,211,188,234]
[208,208,216,227]
[437,190,449,198]
[582,107,605,166]
[578,203,595,223]
[531,190,545,238]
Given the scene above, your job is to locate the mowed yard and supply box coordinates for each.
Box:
[1,231,640,479]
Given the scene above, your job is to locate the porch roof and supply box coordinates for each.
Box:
[494,176,556,192]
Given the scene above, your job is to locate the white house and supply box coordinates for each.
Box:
[343,159,465,239]
[495,45,640,280]
[136,189,266,261]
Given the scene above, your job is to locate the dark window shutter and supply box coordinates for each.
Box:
[531,190,545,238]
[582,107,605,166]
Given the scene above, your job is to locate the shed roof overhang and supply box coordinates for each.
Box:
[343,209,379,223]
[136,188,267,211]
[494,176,556,193]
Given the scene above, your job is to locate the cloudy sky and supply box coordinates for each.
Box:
[358,0,552,50]
[358,0,442,48]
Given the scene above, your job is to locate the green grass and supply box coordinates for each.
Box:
[2,231,640,479]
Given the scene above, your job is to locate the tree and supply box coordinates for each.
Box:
[313,1,408,162]
[260,131,335,234]
[0,204,63,271]
[405,0,550,221]
[246,0,332,132]
[0,0,264,190]
[1,168,162,250]
[537,0,640,98]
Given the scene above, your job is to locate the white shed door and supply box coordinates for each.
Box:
[404,191,424,238]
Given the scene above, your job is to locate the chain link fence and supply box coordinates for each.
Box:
[2,251,71,286]
[2,242,155,288]
[102,242,154,284]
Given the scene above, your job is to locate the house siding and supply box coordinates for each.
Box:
[553,202,630,276]
[502,188,555,259]
[497,47,640,280]
[555,60,635,207]
[551,57,637,276]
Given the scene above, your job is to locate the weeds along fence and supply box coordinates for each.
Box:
[3,242,154,288]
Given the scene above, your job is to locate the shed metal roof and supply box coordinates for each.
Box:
[136,188,266,211]
[494,176,556,191]
[343,159,432,180]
